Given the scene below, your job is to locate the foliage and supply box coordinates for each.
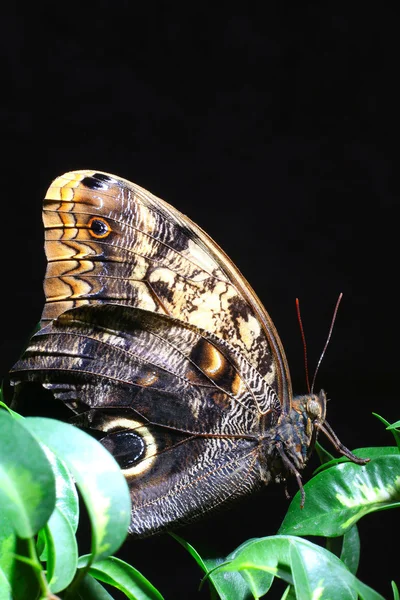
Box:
[0,389,399,599]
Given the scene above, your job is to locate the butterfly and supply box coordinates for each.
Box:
[10,170,367,537]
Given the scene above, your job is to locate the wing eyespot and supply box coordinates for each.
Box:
[100,417,157,477]
[101,430,145,469]
[87,216,112,239]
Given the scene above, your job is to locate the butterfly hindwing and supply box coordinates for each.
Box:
[11,303,280,535]
[69,408,263,537]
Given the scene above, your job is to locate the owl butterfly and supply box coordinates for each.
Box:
[10,170,366,537]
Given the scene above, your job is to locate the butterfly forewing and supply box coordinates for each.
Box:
[41,170,291,407]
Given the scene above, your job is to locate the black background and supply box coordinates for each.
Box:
[1,4,398,599]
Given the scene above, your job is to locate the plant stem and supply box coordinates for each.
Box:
[26,536,60,600]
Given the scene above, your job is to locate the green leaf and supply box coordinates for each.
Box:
[170,532,208,573]
[326,526,361,576]
[392,581,399,600]
[288,544,312,600]
[340,526,360,575]
[8,537,41,600]
[204,537,282,600]
[280,585,296,600]
[313,446,398,475]
[0,513,15,583]
[201,536,284,599]
[38,447,79,564]
[75,574,116,599]
[78,555,164,600]
[24,417,131,561]
[373,413,400,448]
[43,445,79,533]
[279,455,400,536]
[205,556,256,600]
[387,420,400,430]
[314,441,335,465]
[0,411,56,538]
[171,534,236,599]
[290,542,354,600]
[0,568,12,600]
[0,400,22,420]
[212,536,385,600]
[43,507,78,593]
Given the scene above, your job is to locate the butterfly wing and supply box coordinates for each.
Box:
[10,170,297,535]
[11,304,281,535]
[42,170,291,409]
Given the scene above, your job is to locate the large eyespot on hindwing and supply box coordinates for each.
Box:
[87,216,112,239]
[99,417,157,477]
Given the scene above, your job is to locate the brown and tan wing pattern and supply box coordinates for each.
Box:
[42,170,291,408]
[11,304,281,535]
[12,305,281,432]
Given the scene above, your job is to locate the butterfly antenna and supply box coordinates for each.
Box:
[310,292,343,393]
[296,298,311,394]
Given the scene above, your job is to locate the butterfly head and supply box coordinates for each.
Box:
[294,390,328,464]
[270,389,367,507]
[292,389,327,436]
[269,390,327,477]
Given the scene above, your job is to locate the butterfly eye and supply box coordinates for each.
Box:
[87,216,112,239]
[306,397,322,420]
[101,430,145,470]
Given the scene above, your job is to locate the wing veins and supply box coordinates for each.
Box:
[46,211,222,281]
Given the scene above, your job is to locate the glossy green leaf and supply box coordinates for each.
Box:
[340,526,360,575]
[43,507,78,592]
[326,525,360,576]
[212,536,385,600]
[43,445,79,533]
[37,446,79,565]
[25,417,131,561]
[287,546,311,599]
[205,556,255,600]
[387,420,400,430]
[291,541,357,600]
[79,555,164,600]
[0,411,56,538]
[204,537,284,600]
[75,574,116,599]
[313,446,398,475]
[279,455,400,537]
